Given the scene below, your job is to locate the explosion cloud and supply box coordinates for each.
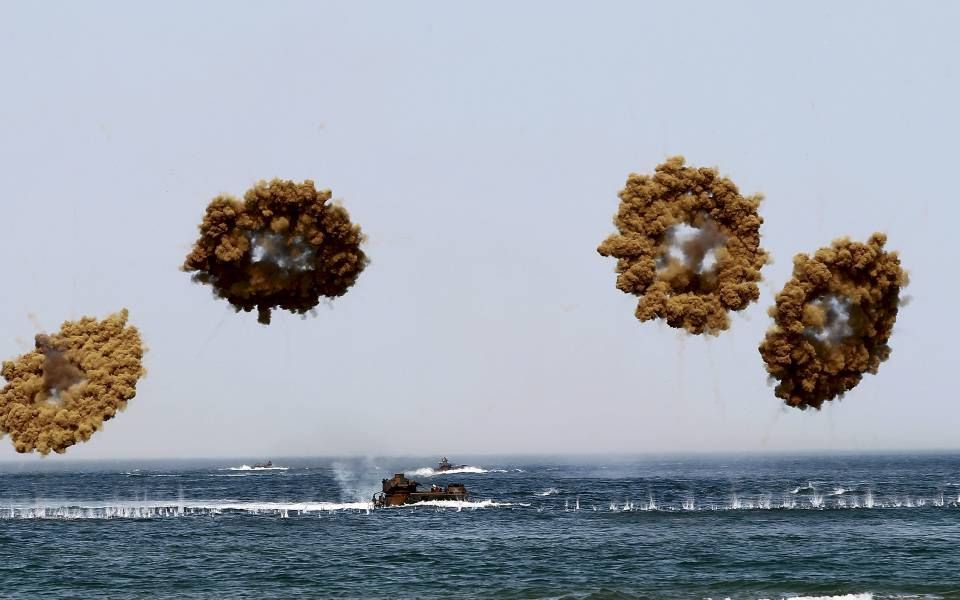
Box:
[758,234,907,409]
[183,179,369,324]
[0,310,145,454]
[597,156,768,334]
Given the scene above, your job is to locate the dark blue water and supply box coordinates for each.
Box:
[0,453,957,599]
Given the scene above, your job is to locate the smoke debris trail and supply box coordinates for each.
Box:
[597,156,767,334]
[758,233,907,409]
[0,310,145,454]
[183,179,369,324]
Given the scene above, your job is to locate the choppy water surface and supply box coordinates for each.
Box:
[1,453,958,599]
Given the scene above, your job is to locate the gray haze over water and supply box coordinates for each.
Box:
[0,1,957,459]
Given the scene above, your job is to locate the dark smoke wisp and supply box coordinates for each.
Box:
[183,179,369,324]
[758,233,908,410]
[597,156,768,334]
[0,310,146,454]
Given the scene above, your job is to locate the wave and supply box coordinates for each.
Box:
[221,465,289,471]
[408,466,489,477]
[535,488,560,496]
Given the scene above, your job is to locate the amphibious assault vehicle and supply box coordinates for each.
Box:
[372,473,468,508]
[436,456,465,471]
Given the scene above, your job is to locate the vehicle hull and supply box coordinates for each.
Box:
[373,472,468,508]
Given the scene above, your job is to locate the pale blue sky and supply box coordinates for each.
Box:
[0,1,957,459]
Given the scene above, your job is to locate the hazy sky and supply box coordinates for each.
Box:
[0,1,957,460]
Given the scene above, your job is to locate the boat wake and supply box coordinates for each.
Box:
[390,499,526,510]
[408,466,490,477]
[0,501,368,519]
[222,465,289,471]
[0,498,525,520]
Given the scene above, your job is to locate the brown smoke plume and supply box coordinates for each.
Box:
[758,234,907,409]
[597,156,768,334]
[183,179,369,324]
[0,310,146,454]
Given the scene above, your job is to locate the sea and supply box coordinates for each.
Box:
[0,453,957,599]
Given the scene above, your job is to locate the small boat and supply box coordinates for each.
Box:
[372,473,468,508]
[252,460,273,469]
[436,456,466,471]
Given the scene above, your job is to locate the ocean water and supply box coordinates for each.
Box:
[0,453,958,599]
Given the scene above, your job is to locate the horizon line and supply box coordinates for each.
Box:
[1,447,958,463]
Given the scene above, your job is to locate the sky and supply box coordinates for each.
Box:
[0,1,957,460]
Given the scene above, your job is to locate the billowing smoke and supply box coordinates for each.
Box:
[0,310,146,454]
[183,179,369,324]
[597,156,768,334]
[36,335,84,395]
[758,233,907,409]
